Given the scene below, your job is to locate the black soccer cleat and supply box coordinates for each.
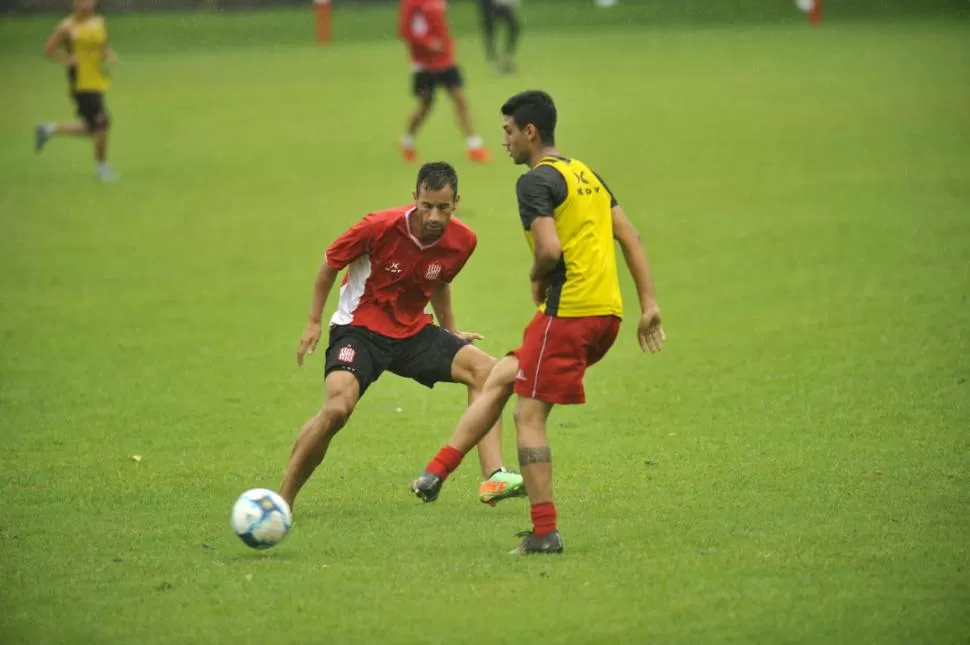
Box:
[509,529,564,555]
[35,124,50,153]
[411,471,442,503]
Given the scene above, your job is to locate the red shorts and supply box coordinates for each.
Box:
[509,312,621,405]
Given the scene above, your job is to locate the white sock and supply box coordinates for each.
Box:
[401,134,415,150]
[97,162,111,172]
[43,123,56,135]
[466,135,483,149]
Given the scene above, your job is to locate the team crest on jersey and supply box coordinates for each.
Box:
[424,263,443,280]
[338,346,356,363]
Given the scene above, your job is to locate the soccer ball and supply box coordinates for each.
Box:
[230,488,293,549]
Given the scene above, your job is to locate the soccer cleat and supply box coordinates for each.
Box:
[97,165,120,182]
[509,529,564,555]
[400,145,417,163]
[479,469,526,506]
[466,147,492,163]
[35,124,51,153]
[411,471,442,503]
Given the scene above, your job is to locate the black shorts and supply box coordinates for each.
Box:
[412,66,464,101]
[72,92,109,131]
[324,324,469,396]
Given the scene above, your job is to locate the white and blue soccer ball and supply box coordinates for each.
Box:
[230,488,293,549]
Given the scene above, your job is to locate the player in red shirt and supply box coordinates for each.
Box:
[278,162,523,513]
[398,0,491,164]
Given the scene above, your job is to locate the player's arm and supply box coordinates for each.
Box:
[528,217,562,282]
[399,1,442,52]
[430,240,483,342]
[43,21,72,65]
[612,205,665,353]
[296,257,340,366]
[429,283,483,342]
[297,215,374,365]
[517,170,564,305]
[430,282,457,333]
[102,33,119,65]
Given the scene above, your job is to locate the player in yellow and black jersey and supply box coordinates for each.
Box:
[36,0,120,181]
[412,90,666,555]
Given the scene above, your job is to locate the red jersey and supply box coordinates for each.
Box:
[399,0,456,72]
[325,206,477,339]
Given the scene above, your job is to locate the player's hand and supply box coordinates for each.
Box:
[531,277,550,306]
[65,54,77,67]
[453,330,484,343]
[638,303,665,353]
[426,38,444,54]
[297,321,322,366]
[104,50,119,65]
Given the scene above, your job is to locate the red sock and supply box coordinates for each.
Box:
[425,445,464,480]
[531,502,557,537]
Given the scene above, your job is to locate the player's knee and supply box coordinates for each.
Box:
[513,405,541,431]
[322,398,355,432]
[469,354,498,390]
[93,113,109,131]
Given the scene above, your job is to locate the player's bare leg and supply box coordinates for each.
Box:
[445,346,524,504]
[445,87,491,163]
[92,116,118,181]
[413,356,518,503]
[279,370,360,512]
[510,396,563,554]
[35,121,88,152]
[401,94,433,163]
[495,3,520,72]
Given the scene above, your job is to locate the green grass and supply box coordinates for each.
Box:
[1,8,970,645]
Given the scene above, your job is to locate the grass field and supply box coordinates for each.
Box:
[1,5,969,644]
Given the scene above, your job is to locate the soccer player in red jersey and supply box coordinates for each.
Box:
[412,92,665,554]
[398,0,492,164]
[279,162,523,513]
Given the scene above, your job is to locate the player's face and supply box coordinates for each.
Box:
[74,0,97,14]
[413,184,459,242]
[502,116,532,165]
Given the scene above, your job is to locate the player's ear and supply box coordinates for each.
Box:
[412,190,418,202]
[453,194,460,209]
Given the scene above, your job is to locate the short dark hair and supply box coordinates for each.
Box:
[416,162,458,197]
[501,90,557,145]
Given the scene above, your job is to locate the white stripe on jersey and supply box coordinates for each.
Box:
[330,255,372,327]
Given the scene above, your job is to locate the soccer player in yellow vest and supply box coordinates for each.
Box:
[413,90,666,554]
[36,0,120,181]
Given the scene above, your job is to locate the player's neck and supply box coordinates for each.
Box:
[528,147,558,169]
[407,210,437,245]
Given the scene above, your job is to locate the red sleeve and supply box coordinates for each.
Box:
[325,214,378,270]
[399,0,437,49]
[444,233,477,283]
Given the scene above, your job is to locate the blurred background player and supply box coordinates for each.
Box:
[478,0,521,74]
[398,0,491,164]
[412,92,665,554]
[35,0,119,182]
[280,162,524,513]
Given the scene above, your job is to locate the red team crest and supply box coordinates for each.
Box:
[338,346,356,363]
[424,263,442,280]
[323,207,477,339]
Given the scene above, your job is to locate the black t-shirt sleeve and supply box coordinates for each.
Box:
[593,171,619,208]
[516,166,569,229]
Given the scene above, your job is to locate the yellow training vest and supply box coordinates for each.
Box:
[528,156,623,319]
[67,16,110,93]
